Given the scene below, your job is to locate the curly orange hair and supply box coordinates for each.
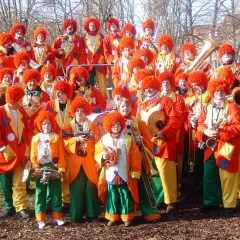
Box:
[218,43,235,58]
[6,86,25,104]
[208,78,230,98]
[70,96,92,117]
[181,42,197,57]
[141,76,161,92]
[83,17,101,32]
[103,111,125,133]
[105,17,120,30]
[63,19,78,32]
[175,72,189,86]
[69,66,89,83]
[34,28,47,41]
[128,57,145,74]
[158,71,175,87]
[112,85,130,99]
[135,48,155,64]
[119,36,134,50]
[122,23,137,36]
[158,35,174,52]
[14,52,30,68]
[0,33,15,46]
[134,69,152,84]
[22,69,41,84]
[36,111,56,132]
[40,64,58,81]
[142,18,155,32]
[215,66,235,86]
[10,23,27,36]
[188,71,208,88]
[53,81,71,99]
[0,68,14,82]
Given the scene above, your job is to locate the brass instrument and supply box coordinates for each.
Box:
[188,86,202,172]
[147,111,167,135]
[129,121,158,208]
[185,37,219,75]
[130,122,158,176]
[62,130,99,140]
[205,118,225,150]
[22,161,61,184]
[232,87,240,107]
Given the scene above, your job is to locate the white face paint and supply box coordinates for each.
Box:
[27,78,38,91]
[161,80,171,94]
[2,74,13,85]
[89,22,96,32]
[42,119,52,134]
[144,26,152,36]
[144,87,158,98]
[214,89,226,102]
[161,44,170,55]
[111,121,121,134]
[221,52,233,63]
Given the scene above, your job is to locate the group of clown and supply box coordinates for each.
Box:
[0,15,240,229]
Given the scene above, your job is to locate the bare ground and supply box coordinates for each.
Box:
[0,173,240,240]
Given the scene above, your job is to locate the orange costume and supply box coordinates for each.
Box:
[52,19,86,76]
[32,28,56,67]
[82,17,108,98]
[103,16,122,76]
[112,36,135,86]
[95,112,141,224]
[0,33,15,69]
[10,23,35,60]
[156,35,182,75]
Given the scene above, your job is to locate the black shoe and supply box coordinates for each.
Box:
[224,208,235,216]
[17,209,29,218]
[124,220,133,227]
[62,202,70,210]
[86,217,102,222]
[177,193,187,202]
[157,202,167,210]
[199,205,219,212]
[46,204,51,212]
[4,208,15,217]
[149,218,161,224]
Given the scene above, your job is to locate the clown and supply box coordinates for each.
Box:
[82,17,108,98]
[138,19,158,55]
[14,51,31,87]
[40,63,58,99]
[52,19,86,76]
[0,32,15,69]
[137,75,181,212]
[21,69,50,134]
[112,36,135,86]
[32,28,56,67]
[156,35,182,75]
[63,96,102,222]
[95,111,141,227]
[0,86,32,218]
[122,23,139,53]
[10,23,34,60]
[31,111,65,229]
[197,79,240,216]
[69,66,106,112]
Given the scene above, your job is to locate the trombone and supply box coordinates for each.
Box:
[188,86,202,172]
[129,121,158,208]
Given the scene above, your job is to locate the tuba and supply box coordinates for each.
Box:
[185,38,219,74]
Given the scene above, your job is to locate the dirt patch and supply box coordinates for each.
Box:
[0,174,240,240]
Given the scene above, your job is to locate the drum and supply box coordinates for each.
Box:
[87,112,107,135]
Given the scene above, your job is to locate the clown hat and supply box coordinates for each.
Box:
[103,111,125,133]
[70,96,92,117]
[22,69,41,84]
[112,85,130,99]
[6,86,25,104]
[141,76,161,92]
[83,17,100,32]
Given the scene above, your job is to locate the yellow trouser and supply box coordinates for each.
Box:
[62,155,70,203]
[13,164,27,212]
[95,70,108,99]
[237,162,240,199]
[155,157,177,204]
[220,168,238,208]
